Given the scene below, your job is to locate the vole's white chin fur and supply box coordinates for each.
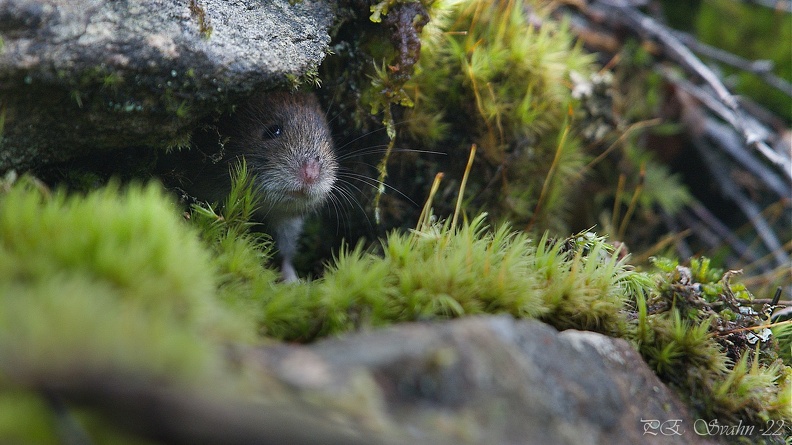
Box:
[254,186,329,217]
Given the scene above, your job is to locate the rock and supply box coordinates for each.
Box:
[11,315,727,444]
[247,316,720,445]
[0,0,333,171]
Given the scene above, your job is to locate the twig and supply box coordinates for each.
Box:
[671,30,792,98]
[671,85,789,269]
[715,319,792,336]
[703,114,789,198]
[738,299,791,306]
[589,1,792,179]
[688,133,788,269]
[728,0,792,13]
[675,208,741,266]
[561,1,790,278]
[595,2,739,110]
[739,96,790,131]
[686,202,761,265]
[666,68,792,181]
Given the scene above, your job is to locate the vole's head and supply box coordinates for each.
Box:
[227,92,337,218]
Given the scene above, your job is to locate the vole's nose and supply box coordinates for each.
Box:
[298,157,322,185]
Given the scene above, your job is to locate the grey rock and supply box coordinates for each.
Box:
[0,0,333,171]
[248,316,720,445]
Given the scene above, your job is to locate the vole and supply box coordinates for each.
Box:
[173,91,338,281]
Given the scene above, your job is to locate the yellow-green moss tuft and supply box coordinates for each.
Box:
[401,0,594,230]
[256,215,647,341]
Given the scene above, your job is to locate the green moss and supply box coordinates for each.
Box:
[256,214,647,341]
[634,257,792,427]
[0,174,259,366]
[186,160,280,317]
[382,0,597,231]
[287,66,323,90]
[774,322,792,365]
[0,391,59,445]
[0,175,258,442]
[0,165,788,441]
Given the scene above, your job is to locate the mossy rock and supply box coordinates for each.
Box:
[0,0,334,171]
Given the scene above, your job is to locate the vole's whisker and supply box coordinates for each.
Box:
[336,145,391,160]
[325,193,344,235]
[335,185,374,232]
[338,160,381,170]
[337,146,445,161]
[336,172,416,206]
[332,183,366,215]
[332,117,422,151]
[334,177,366,196]
[334,128,388,151]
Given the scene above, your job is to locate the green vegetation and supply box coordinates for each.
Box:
[324,0,694,252]
[0,173,248,444]
[401,0,593,231]
[188,0,213,40]
[1,164,788,442]
[258,217,645,340]
[2,0,790,442]
[637,257,791,424]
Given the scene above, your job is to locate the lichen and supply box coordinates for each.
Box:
[188,0,214,40]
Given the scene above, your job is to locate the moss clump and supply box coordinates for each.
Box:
[191,164,792,432]
[0,174,251,443]
[0,172,260,364]
[318,0,698,276]
[188,0,213,40]
[398,0,594,231]
[0,166,789,441]
[185,160,280,317]
[0,176,214,320]
[634,256,792,429]
[257,214,648,341]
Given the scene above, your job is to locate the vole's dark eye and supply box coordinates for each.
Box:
[261,124,282,140]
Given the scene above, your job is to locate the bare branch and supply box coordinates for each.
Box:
[686,127,789,269]
[594,1,739,109]
[685,202,762,265]
[586,1,792,179]
[666,76,791,197]
[728,0,792,13]
[671,30,792,98]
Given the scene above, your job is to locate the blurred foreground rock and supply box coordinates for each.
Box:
[246,316,717,445]
[32,316,722,444]
[0,0,333,171]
